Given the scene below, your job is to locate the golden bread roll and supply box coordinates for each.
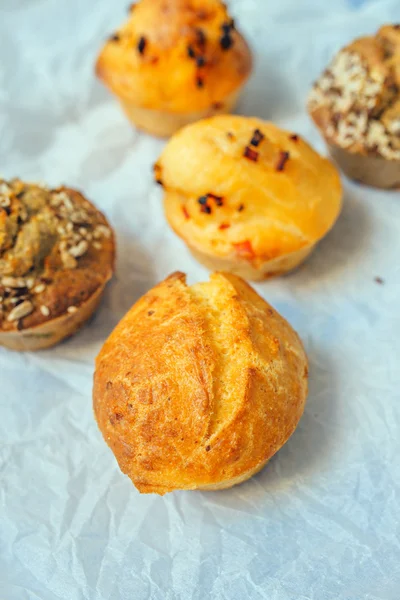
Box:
[155,115,342,280]
[308,24,400,188]
[95,0,252,137]
[93,271,308,495]
[0,179,115,351]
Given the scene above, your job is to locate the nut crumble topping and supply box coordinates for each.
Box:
[0,178,112,327]
[308,40,400,159]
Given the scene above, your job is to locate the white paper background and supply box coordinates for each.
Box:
[1,1,400,598]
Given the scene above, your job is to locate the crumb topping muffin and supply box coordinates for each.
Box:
[308,25,400,187]
[0,179,114,349]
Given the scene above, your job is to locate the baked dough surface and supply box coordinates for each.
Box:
[93,271,308,494]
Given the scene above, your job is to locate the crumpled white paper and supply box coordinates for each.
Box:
[1,0,400,598]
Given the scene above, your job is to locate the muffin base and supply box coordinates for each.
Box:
[328,143,400,189]
[197,459,268,491]
[119,90,240,138]
[188,244,315,281]
[0,284,107,352]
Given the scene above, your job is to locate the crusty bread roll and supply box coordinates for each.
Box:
[95,0,252,137]
[155,115,342,281]
[0,179,115,351]
[93,271,308,495]
[308,24,400,189]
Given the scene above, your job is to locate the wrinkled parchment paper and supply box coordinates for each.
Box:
[1,1,400,598]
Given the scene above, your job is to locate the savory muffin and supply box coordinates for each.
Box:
[155,115,342,281]
[308,24,400,188]
[95,0,252,137]
[0,179,115,351]
[93,271,308,495]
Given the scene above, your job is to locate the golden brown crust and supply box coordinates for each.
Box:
[96,0,252,120]
[93,271,308,495]
[0,179,115,346]
[308,24,400,163]
[156,115,342,280]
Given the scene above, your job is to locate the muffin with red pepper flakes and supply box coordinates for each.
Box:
[308,24,400,189]
[0,179,115,351]
[155,115,342,281]
[95,0,252,137]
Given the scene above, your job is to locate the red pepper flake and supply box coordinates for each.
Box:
[221,20,235,34]
[182,206,190,219]
[148,310,154,316]
[219,19,234,50]
[153,162,163,186]
[109,33,120,42]
[208,193,224,206]
[196,28,206,49]
[244,146,259,162]
[200,204,212,214]
[374,276,384,285]
[213,102,224,110]
[137,36,147,55]
[233,240,255,259]
[187,45,196,59]
[151,56,159,65]
[238,204,244,212]
[227,131,235,140]
[276,151,290,171]
[219,223,230,230]
[198,193,224,208]
[250,128,265,147]
[196,55,206,68]
[196,75,204,88]
[220,33,233,50]
[205,445,211,451]
[290,134,299,142]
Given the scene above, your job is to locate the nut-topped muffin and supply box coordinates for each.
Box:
[0,179,115,351]
[95,0,253,137]
[308,24,400,188]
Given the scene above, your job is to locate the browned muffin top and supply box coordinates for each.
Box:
[96,0,252,113]
[0,179,114,333]
[308,24,400,159]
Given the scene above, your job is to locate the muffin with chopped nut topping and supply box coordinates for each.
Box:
[0,179,115,351]
[95,0,252,137]
[308,24,400,189]
[155,115,342,281]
